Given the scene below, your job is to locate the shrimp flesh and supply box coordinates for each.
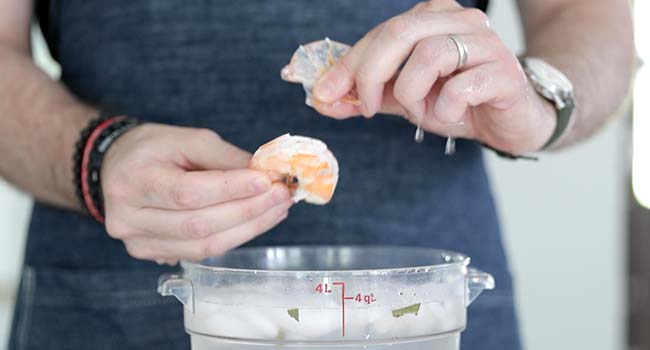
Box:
[281,37,360,107]
[249,134,339,205]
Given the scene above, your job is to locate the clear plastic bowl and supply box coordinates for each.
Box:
[158,246,494,350]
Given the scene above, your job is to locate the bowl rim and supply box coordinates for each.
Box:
[179,245,471,276]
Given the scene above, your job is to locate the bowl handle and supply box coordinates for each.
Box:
[466,268,495,306]
[158,273,195,313]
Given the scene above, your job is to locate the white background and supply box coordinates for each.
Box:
[0,1,627,349]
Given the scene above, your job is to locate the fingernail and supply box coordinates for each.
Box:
[272,186,290,204]
[251,176,271,193]
[361,102,374,118]
[314,77,335,101]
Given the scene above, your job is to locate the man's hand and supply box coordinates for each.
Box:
[311,0,556,154]
[101,124,293,264]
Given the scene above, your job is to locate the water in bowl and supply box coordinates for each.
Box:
[186,297,465,350]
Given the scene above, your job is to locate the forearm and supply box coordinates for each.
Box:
[0,43,97,209]
[519,0,634,150]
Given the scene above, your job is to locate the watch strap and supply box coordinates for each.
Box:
[541,98,574,149]
[481,143,539,161]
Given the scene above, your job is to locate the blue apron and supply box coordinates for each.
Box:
[10,1,520,349]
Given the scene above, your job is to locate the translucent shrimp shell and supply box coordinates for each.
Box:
[281,38,353,106]
[249,134,339,205]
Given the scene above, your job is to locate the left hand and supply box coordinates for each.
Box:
[311,0,556,154]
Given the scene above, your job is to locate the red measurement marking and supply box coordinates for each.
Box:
[332,282,346,337]
[315,283,333,294]
[316,282,378,337]
[354,293,377,304]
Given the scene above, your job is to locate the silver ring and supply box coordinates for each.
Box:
[448,34,468,71]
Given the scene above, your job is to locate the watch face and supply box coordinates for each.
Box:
[524,57,573,96]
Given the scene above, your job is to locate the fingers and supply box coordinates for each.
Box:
[315,7,490,117]
[134,168,273,210]
[314,80,406,119]
[102,125,267,210]
[316,30,503,122]
[393,33,497,120]
[431,62,519,127]
[124,199,292,261]
[411,0,464,12]
[311,99,362,120]
[132,184,291,239]
[355,9,490,116]
[313,1,464,104]
[313,26,382,103]
[100,123,295,263]
[178,128,252,170]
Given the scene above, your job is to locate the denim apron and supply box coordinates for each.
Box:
[10,1,520,349]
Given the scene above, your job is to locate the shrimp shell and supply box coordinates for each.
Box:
[249,134,339,205]
[281,38,359,107]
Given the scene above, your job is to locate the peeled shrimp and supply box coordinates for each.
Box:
[249,134,339,205]
[281,37,359,107]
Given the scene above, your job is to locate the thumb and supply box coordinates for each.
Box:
[177,128,251,170]
[313,27,381,103]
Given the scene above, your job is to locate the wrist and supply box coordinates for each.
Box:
[530,88,558,151]
[100,122,155,180]
[56,105,98,210]
[73,113,141,222]
[519,56,576,151]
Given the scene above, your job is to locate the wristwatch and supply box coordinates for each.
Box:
[520,57,575,149]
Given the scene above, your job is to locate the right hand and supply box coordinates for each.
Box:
[100,123,293,264]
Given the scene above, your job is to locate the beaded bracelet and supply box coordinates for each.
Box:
[73,114,141,223]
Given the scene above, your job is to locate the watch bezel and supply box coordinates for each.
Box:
[523,57,573,110]
[521,57,576,149]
